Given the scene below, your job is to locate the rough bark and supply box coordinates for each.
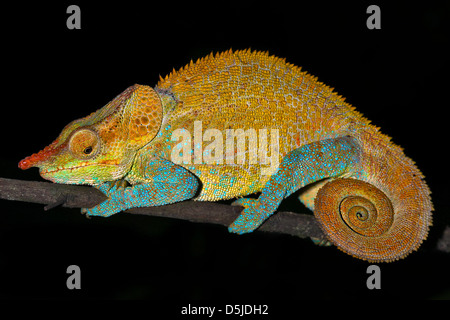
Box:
[2,177,449,252]
[0,177,325,239]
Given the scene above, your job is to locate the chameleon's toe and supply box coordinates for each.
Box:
[81,206,100,217]
[80,207,91,219]
[228,203,266,234]
[106,179,129,193]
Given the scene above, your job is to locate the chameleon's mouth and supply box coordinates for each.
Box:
[38,165,98,185]
[40,165,88,175]
[39,161,122,184]
[38,164,94,183]
[40,162,118,175]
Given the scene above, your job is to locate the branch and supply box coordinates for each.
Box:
[0,177,325,240]
[2,177,450,253]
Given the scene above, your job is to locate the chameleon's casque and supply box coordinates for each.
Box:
[19,49,433,262]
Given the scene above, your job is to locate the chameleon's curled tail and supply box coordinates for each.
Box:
[313,136,433,263]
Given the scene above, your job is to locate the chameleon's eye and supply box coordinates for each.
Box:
[83,146,93,155]
[69,129,100,159]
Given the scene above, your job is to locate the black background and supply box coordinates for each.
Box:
[1,0,449,304]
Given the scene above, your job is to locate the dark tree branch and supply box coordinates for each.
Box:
[2,177,450,253]
[0,177,325,240]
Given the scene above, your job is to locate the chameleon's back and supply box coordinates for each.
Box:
[151,49,370,201]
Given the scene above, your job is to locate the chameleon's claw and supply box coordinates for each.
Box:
[80,207,91,219]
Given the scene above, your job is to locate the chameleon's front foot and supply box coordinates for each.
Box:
[82,181,126,217]
[228,198,267,234]
[82,163,200,218]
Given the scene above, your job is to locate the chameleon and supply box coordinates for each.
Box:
[18,49,433,262]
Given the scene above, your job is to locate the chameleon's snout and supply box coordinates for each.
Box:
[18,151,47,170]
[18,157,33,170]
[18,143,62,170]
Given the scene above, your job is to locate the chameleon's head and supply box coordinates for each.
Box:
[18,85,163,185]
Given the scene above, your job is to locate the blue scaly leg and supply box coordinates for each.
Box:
[228,136,360,234]
[85,157,200,217]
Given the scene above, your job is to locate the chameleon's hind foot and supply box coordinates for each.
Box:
[229,198,267,234]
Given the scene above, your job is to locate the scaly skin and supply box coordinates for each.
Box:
[19,49,433,262]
